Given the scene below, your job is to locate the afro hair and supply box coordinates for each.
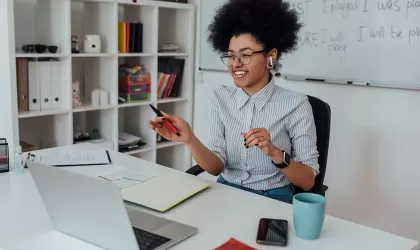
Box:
[207,0,302,59]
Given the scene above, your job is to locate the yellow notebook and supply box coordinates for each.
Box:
[120,172,210,212]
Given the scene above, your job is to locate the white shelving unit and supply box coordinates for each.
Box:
[12,0,195,171]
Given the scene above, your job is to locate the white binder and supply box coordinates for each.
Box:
[28,61,40,111]
[50,61,62,109]
[39,61,52,110]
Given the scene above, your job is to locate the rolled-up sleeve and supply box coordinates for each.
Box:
[287,98,320,175]
[205,90,227,166]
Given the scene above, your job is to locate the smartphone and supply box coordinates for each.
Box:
[256,218,288,246]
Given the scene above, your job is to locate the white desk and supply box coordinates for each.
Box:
[0,143,417,250]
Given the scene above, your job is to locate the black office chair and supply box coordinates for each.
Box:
[186,95,331,197]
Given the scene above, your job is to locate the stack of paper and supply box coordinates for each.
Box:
[118,132,147,153]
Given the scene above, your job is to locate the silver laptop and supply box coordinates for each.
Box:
[27,161,198,250]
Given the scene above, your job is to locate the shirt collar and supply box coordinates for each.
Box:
[235,74,277,111]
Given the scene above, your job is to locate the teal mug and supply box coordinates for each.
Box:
[293,193,326,240]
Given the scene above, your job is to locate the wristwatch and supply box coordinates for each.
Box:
[272,150,291,169]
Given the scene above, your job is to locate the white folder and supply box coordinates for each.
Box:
[50,61,62,109]
[28,61,40,111]
[39,61,52,110]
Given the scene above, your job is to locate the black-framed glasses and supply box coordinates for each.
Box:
[220,49,266,67]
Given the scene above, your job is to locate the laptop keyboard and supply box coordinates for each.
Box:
[132,227,171,250]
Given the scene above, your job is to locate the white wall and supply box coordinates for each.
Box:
[193,70,420,241]
[191,0,420,242]
[0,0,19,161]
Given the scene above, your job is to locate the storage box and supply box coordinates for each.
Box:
[119,82,150,94]
[0,138,9,173]
[119,92,150,102]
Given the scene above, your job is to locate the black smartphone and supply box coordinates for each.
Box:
[256,218,288,246]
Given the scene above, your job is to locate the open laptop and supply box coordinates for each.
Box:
[27,161,198,250]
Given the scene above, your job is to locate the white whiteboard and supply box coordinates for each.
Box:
[199,0,420,90]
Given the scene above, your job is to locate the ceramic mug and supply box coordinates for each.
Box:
[293,192,326,240]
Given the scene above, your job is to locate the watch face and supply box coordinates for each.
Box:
[284,152,291,165]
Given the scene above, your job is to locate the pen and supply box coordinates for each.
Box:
[98,176,112,182]
[149,104,181,136]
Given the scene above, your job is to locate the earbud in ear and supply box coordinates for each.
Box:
[269,56,273,66]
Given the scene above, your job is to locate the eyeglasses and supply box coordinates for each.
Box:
[220,49,266,67]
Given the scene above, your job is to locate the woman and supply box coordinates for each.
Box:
[149,0,319,203]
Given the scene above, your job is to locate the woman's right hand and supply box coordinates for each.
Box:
[148,111,194,143]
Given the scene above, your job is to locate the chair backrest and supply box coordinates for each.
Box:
[292,95,331,194]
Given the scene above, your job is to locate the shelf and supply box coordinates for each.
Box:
[72,53,116,58]
[157,52,188,57]
[117,0,193,9]
[118,100,152,108]
[73,0,116,3]
[158,7,193,55]
[18,109,70,119]
[118,53,155,57]
[14,0,70,55]
[118,2,158,55]
[122,145,154,155]
[15,53,68,58]
[10,0,195,170]
[73,104,117,113]
[157,97,187,104]
[71,0,117,54]
[19,112,72,149]
[156,141,183,149]
[73,109,117,146]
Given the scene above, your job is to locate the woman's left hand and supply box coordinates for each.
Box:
[242,128,279,157]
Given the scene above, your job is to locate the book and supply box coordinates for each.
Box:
[157,58,185,98]
[121,172,210,212]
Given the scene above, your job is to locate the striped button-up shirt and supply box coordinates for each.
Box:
[205,75,319,190]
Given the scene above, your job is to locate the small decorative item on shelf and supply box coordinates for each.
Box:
[91,89,100,106]
[73,132,92,143]
[84,34,101,53]
[158,43,180,52]
[72,81,82,108]
[91,88,109,106]
[0,138,9,173]
[71,35,80,53]
[91,128,100,140]
[99,89,109,106]
[118,64,151,104]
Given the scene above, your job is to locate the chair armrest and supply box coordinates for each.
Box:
[312,185,328,197]
[186,165,205,176]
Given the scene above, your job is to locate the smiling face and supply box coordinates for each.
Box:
[226,33,275,94]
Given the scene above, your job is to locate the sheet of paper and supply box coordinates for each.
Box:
[114,178,141,189]
[98,168,155,189]
[31,149,111,166]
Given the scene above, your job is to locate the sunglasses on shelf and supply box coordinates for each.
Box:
[21,44,58,54]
